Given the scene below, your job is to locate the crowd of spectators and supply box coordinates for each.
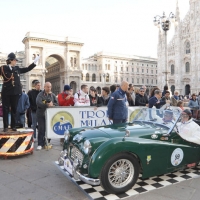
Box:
[3,79,200,150]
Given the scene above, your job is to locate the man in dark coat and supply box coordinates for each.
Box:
[27,80,42,140]
[0,52,40,132]
[135,88,149,107]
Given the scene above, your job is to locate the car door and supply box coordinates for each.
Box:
[167,136,200,171]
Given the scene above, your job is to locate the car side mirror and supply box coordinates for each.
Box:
[125,130,130,137]
[123,130,130,141]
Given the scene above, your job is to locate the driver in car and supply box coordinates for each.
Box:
[177,109,200,145]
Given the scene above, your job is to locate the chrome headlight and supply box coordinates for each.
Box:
[73,134,83,142]
[58,149,68,165]
[60,149,68,158]
[83,140,91,154]
[64,130,70,142]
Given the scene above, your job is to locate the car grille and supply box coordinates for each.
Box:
[69,145,84,166]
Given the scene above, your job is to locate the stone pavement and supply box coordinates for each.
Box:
[0,118,200,200]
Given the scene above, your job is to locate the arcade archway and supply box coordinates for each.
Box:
[22,32,83,92]
[45,54,65,95]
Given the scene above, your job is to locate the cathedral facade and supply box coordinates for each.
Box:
[157,0,200,95]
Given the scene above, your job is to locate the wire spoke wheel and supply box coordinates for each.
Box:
[100,153,139,194]
[108,159,134,188]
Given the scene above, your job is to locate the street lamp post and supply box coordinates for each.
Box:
[153,12,178,87]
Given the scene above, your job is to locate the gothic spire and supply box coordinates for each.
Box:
[176,0,180,22]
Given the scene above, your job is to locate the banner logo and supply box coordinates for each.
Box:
[51,111,74,135]
[129,109,141,122]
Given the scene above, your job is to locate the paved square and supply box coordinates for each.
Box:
[55,161,200,200]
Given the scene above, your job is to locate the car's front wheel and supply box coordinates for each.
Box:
[100,153,139,194]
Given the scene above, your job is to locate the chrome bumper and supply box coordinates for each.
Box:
[58,150,100,186]
[76,171,100,186]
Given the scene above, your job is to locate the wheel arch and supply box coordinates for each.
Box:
[88,138,144,178]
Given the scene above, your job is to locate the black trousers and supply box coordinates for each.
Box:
[37,115,46,147]
[2,94,19,129]
[113,119,126,124]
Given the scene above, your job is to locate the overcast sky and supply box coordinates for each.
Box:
[0,0,189,58]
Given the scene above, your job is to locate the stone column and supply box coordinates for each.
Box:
[78,51,82,70]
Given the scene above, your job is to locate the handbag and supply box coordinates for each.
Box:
[0,105,3,117]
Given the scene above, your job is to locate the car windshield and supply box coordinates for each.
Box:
[133,108,181,130]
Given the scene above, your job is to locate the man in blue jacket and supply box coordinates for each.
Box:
[149,89,166,109]
[107,81,129,124]
[16,87,30,127]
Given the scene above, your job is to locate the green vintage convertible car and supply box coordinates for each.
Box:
[58,108,200,194]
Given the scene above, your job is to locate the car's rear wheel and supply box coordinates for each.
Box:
[100,153,139,194]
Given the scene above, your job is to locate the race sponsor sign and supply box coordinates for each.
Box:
[45,106,142,138]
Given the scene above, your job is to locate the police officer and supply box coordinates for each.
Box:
[0,52,40,132]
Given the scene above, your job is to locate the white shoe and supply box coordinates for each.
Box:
[34,138,37,142]
[37,146,42,150]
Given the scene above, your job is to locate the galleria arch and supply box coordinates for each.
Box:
[22,32,84,94]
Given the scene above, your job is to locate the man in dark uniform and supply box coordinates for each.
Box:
[0,52,40,132]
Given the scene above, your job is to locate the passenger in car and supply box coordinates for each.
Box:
[151,109,175,128]
[177,109,200,145]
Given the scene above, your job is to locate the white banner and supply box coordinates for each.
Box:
[45,106,143,139]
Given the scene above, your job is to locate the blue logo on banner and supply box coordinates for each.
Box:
[53,116,73,135]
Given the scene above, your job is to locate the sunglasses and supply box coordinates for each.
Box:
[181,114,189,118]
[164,114,172,117]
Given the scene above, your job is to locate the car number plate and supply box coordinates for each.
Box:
[64,158,73,175]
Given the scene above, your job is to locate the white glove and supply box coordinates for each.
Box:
[34,55,40,64]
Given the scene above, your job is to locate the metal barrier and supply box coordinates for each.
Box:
[0,129,34,158]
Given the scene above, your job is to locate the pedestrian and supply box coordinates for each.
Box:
[141,85,148,100]
[135,87,149,107]
[116,84,120,90]
[58,85,74,106]
[27,80,42,141]
[134,87,140,96]
[100,87,110,106]
[149,87,160,98]
[74,84,90,106]
[161,90,171,104]
[110,85,116,96]
[128,85,135,105]
[89,87,103,107]
[188,93,199,117]
[162,85,168,97]
[149,90,167,109]
[58,84,74,145]
[177,101,184,112]
[16,85,30,127]
[126,91,134,106]
[107,81,129,124]
[36,82,58,150]
[171,91,180,106]
[0,52,40,132]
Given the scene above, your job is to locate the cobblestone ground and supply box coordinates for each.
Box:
[0,118,200,200]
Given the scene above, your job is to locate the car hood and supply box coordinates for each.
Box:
[79,123,157,140]
[99,124,156,138]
